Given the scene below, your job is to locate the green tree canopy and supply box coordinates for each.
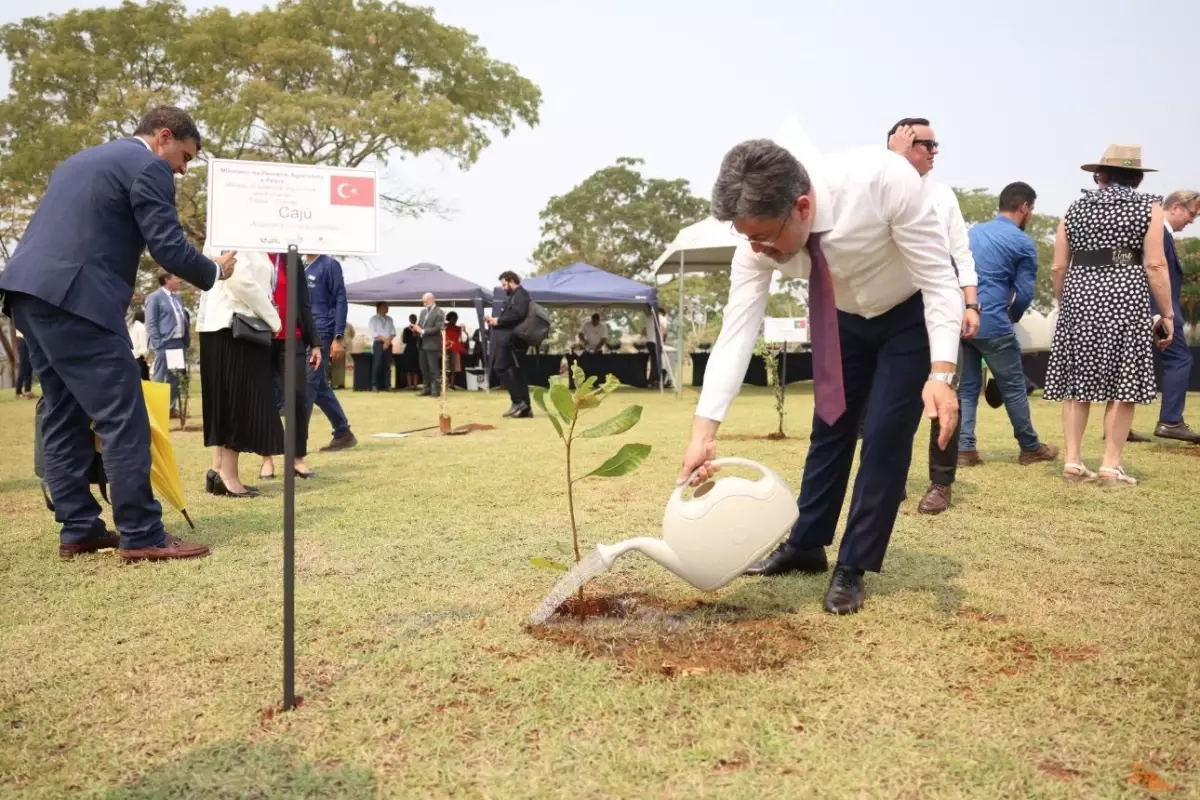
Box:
[0,0,542,304]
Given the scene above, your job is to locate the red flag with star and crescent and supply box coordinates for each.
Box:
[330,175,374,207]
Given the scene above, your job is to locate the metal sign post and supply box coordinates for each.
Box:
[282,245,299,711]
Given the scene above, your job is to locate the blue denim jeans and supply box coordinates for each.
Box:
[305,339,351,439]
[959,334,1041,453]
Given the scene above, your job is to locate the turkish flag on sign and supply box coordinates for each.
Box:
[330,175,374,207]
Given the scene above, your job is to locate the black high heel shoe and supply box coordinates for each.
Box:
[205,470,218,495]
[213,474,259,498]
[294,469,317,480]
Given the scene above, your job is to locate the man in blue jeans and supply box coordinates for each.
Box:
[304,253,357,451]
[959,182,1058,466]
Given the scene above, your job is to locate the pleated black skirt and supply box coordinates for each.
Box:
[200,329,285,455]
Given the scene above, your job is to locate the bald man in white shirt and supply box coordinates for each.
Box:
[678,134,962,615]
[887,117,980,515]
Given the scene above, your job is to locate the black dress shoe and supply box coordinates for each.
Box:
[294,469,316,479]
[824,564,866,615]
[1127,430,1151,443]
[501,404,520,418]
[511,404,534,419]
[744,542,829,576]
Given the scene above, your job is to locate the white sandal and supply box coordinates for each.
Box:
[1098,466,1137,487]
[1062,462,1097,483]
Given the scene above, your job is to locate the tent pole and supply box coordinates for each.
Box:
[676,253,684,400]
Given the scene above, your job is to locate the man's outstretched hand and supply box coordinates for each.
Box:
[923,380,959,449]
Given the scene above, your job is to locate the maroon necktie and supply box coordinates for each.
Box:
[806,233,846,425]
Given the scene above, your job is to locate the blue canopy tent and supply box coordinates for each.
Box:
[346,262,492,375]
[491,262,665,392]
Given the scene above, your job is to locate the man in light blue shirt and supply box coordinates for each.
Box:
[959,182,1057,465]
[368,302,396,391]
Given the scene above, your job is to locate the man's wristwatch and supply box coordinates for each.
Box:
[928,371,960,390]
[965,303,981,312]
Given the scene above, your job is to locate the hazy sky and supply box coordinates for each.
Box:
[4,0,1199,327]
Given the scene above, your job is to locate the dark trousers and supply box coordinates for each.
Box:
[11,293,164,548]
[272,339,311,459]
[136,356,150,382]
[928,345,963,486]
[420,348,442,395]
[1156,300,1192,424]
[500,347,530,406]
[306,339,351,439]
[371,341,391,390]
[788,292,929,573]
[15,336,33,394]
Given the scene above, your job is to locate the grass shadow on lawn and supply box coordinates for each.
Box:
[104,740,376,799]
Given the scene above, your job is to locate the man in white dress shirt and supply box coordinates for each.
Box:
[677,131,962,614]
[886,118,980,515]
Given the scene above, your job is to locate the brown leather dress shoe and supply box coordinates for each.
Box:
[957,450,982,467]
[59,534,121,558]
[1018,443,1059,465]
[918,483,951,515]
[320,431,358,452]
[119,535,210,563]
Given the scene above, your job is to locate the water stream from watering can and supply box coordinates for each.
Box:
[527,548,609,626]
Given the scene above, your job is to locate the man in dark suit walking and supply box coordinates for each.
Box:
[485,271,534,418]
[0,106,237,561]
[1152,190,1200,443]
[415,292,445,396]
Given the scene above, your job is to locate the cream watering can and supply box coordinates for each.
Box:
[595,458,798,591]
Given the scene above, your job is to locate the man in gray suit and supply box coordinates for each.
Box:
[415,292,445,396]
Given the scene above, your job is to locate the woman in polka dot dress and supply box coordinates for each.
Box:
[1044,145,1175,487]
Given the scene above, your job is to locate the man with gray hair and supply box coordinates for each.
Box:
[678,127,963,614]
[1152,189,1200,443]
[415,292,445,396]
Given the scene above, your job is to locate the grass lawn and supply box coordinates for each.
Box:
[1,377,1198,798]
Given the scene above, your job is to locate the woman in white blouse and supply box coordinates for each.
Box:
[197,249,284,497]
[129,310,150,381]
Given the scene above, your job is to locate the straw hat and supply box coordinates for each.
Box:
[1080,144,1157,173]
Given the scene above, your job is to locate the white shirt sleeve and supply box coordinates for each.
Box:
[694,243,773,422]
[879,159,963,365]
[941,188,977,289]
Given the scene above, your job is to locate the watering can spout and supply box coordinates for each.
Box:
[596,537,685,577]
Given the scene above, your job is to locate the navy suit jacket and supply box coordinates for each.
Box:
[0,138,217,341]
[1152,225,1183,316]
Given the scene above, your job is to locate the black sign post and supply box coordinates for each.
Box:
[282,245,299,711]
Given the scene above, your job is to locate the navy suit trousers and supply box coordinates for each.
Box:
[10,292,165,549]
[1156,301,1192,424]
[787,292,930,572]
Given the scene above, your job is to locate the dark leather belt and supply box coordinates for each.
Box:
[1072,248,1143,267]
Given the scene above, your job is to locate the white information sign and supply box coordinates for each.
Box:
[763,317,808,344]
[205,159,378,255]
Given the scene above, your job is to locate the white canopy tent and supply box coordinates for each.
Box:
[652,218,740,397]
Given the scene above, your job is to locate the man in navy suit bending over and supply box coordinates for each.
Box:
[0,106,237,562]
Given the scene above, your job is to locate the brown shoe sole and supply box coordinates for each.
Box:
[119,538,210,562]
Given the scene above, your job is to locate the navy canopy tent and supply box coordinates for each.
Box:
[491,262,665,391]
[346,262,490,308]
[346,262,491,372]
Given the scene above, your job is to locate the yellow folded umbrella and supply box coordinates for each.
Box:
[93,380,194,529]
